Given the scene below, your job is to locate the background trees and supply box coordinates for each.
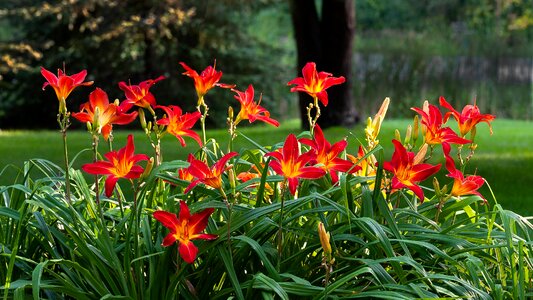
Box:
[0,0,531,128]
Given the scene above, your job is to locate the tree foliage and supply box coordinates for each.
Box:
[0,0,288,128]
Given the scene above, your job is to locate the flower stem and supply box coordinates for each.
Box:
[277,180,288,270]
[197,97,209,147]
[306,97,321,135]
[58,112,72,204]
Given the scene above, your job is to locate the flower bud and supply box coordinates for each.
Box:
[394,129,401,142]
[433,177,441,196]
[93,106,101,134]
[140,157,154,181]
[138,108,147,130]
[318,222,332,260]
[86,121,93,132]
[404,125,412,145]
[412,115,419,144]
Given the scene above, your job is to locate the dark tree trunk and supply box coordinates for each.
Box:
[290,0,358,130]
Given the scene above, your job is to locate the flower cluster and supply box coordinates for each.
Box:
[41,60,495,267]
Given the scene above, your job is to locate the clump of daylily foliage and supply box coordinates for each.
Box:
[1,60,532,299]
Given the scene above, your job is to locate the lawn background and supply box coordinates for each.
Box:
[1,119,532,216]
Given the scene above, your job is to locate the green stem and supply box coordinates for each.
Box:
[277,180,288,270]
[59,113,72,204]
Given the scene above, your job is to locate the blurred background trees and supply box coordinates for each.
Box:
[0,0,531,129]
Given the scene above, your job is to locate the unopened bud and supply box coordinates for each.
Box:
[228,167,236,190]
[140,157,154,181]
[86,121,92,132]
[440,184,448,195]
[414,143,428,164]
[228,106,234,120]
[394,129,401,142]
[138,108,147,129]
[412,115,419,144]
[433,177,441,196]
[404,125,412,145]
[114,99,120,106]
[93,106,101,134]
[147,121,153,131]
[318,222,332,260]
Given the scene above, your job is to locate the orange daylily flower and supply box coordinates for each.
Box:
[300,124,360,184]
[41,66,94,113]
[383,139,441,202]
[72,88,138,140]
[232,85,279,127]
[411,101,471,146]
[439,96,495,137]
[82,135,149,197]
[185,152,239,193]
[156,105,202,147]
[287,62,345,106]
[179,61,235,102]
[265,134,326,195]
[153,201,218,264]
[443,143,486,200]
[118,75,165,109]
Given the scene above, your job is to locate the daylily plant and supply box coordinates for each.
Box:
[41,66,94,113]
[72,87,138,140]
[184,152,239,193]
[82,135,149,197]
[153,201,218,264]
[300,124,360,184]
[232,84,279,127]
[383,139,441,202]
[156,105,202,147]
[118,76,165,109]
[266,133,326,195]
[439,96,495,137]
[287,62,345,107]
[412,101,471,146]
[180,61,235,104]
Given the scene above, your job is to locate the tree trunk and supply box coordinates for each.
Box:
[290,0,358,130]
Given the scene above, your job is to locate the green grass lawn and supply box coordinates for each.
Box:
[1,119,532,215]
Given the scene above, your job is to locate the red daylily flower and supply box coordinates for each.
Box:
[383,140,441,202]
[185,152,239,193]
[72,88,138,140]
[118,76,165,109]
[287,62,345,106]
[232,85,279,127]
[82,135,149,197]
[411,102,471,146]
[443,143,486,200]
[156,105,202,147]
[180,61,235,101]
[265,134,326,195]
[41,66,94,112]
[300,124,360,183]
[439,96,495,137]
[153,201,218,264]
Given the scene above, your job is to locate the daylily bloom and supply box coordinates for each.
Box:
[179,61,235,103]
[72,88,138,140]
[287,62,345,107]
[265,134,326,195]
[118,75,165,109]
[411,101,471,146]
[232,85,279,127]
[383,139,441,202]
[153,201,218,264]
[443,143,486,200]
[439,96,495,137]
[185,152,239,193]
[300,124,360,183]
[41,66,94,113]
[156,105,202,147]
[82,135,149,197]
